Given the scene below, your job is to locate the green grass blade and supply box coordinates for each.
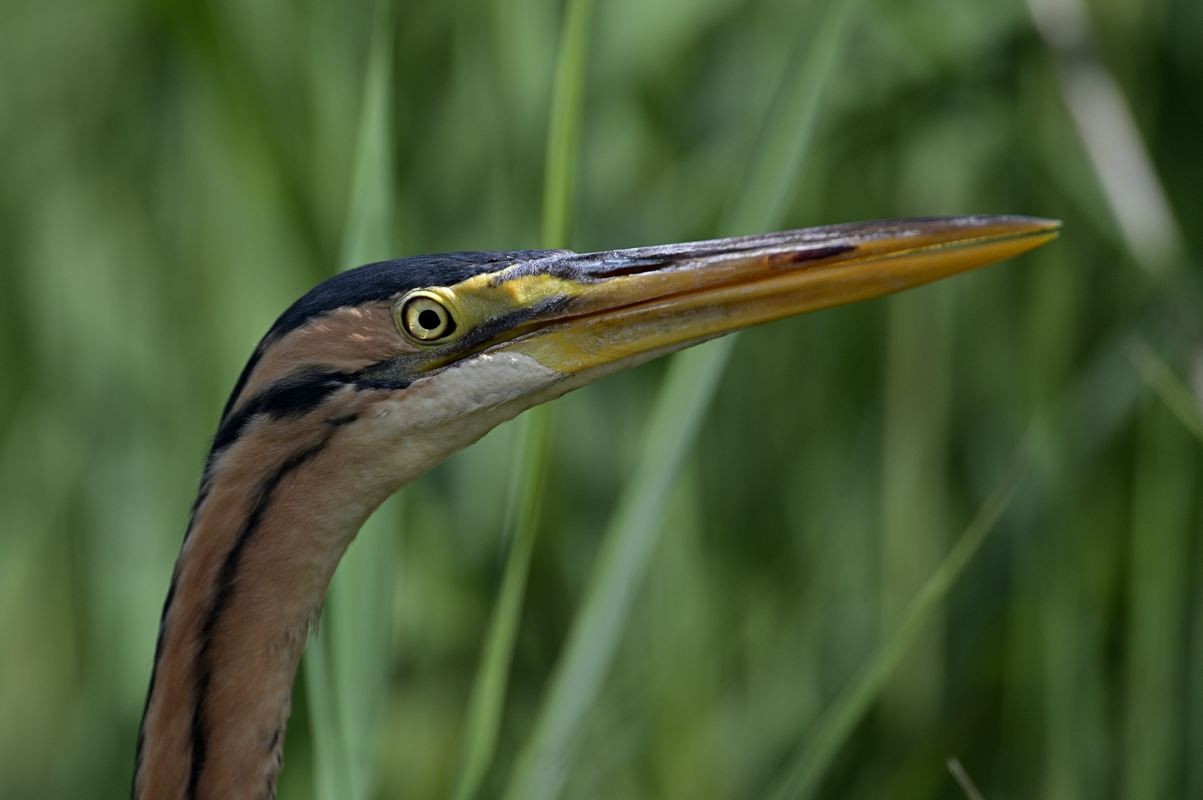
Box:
[503,2,861,797]
[502,337,732,800]
[1122,334,1201,793]
[303,2,398,798]
[1125,338,1203,445]
[453,409,553,800]
[721,0,860,235]
[879,288,950,733]
[1123,400,1194,799]
[541,0,593,250]
[452,2,593,796]
[767,431,1037,800]
[304,632,348,799]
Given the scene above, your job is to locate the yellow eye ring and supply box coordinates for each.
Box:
[396,292,458,343]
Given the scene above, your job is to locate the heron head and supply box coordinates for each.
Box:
[210,216,1058,491]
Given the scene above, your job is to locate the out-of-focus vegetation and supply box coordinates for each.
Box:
[1,0,1200,797]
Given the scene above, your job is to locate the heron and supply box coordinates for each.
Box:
[132,215,1059,799]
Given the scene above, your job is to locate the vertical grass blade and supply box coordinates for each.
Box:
[304,633,347,799]
[767,431,1037,800]
[504,2,861,797]
[541,0,593,250]
[1123,400,1194,799]
[721,0,859,235]
[452,408,554,800]
[879,290,949,733]
[1192,476,1203,800]
[502,338,732,800]
[452,2,592,796]
[304,2,398,798]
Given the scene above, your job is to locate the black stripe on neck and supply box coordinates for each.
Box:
[186,438,330,799]
[141,368,394,796]
[133,476,216,795]
[211,370,356,455]
[211,369,414,459]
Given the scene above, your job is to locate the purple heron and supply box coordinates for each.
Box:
[133,216,1059,798]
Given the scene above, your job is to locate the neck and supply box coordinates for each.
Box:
[133,350,566,798]
[133,421,394,800]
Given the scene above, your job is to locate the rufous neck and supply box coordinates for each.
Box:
[134,431,391,800]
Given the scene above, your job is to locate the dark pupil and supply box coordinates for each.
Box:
[418,308,442,330]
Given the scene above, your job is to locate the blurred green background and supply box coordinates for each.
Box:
[2,0,1201,797]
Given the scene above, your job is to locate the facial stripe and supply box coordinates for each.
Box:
[451,295,573,352]
[212,370,355,454]
[220,347,266,423]
[210,369,413,457]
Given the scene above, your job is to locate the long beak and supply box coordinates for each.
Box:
[489,215,1060,375]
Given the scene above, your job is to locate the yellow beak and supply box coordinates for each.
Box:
[479,215,1059,376]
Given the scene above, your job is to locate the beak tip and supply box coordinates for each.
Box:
[1015,214,1062,232]
[988,214,1063,237]
[949,214,1062,252]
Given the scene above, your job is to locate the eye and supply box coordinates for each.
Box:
[397,293,457,342]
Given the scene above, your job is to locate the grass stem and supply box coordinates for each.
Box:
[452,1,593,795]
[767,430,1037,800]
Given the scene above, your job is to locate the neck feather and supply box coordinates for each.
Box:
[133,418,392,800]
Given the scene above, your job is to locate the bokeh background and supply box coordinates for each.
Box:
[2,0,1201,797]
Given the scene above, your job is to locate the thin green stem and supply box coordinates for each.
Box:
[541,0,593,250]
[452,2,593,796]
[502,337,733,800]
[503,1,861,797]
[453,410,553,800]
[1125,338,1203,445]
[304,2,398,798]
[767,430,1037,800]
